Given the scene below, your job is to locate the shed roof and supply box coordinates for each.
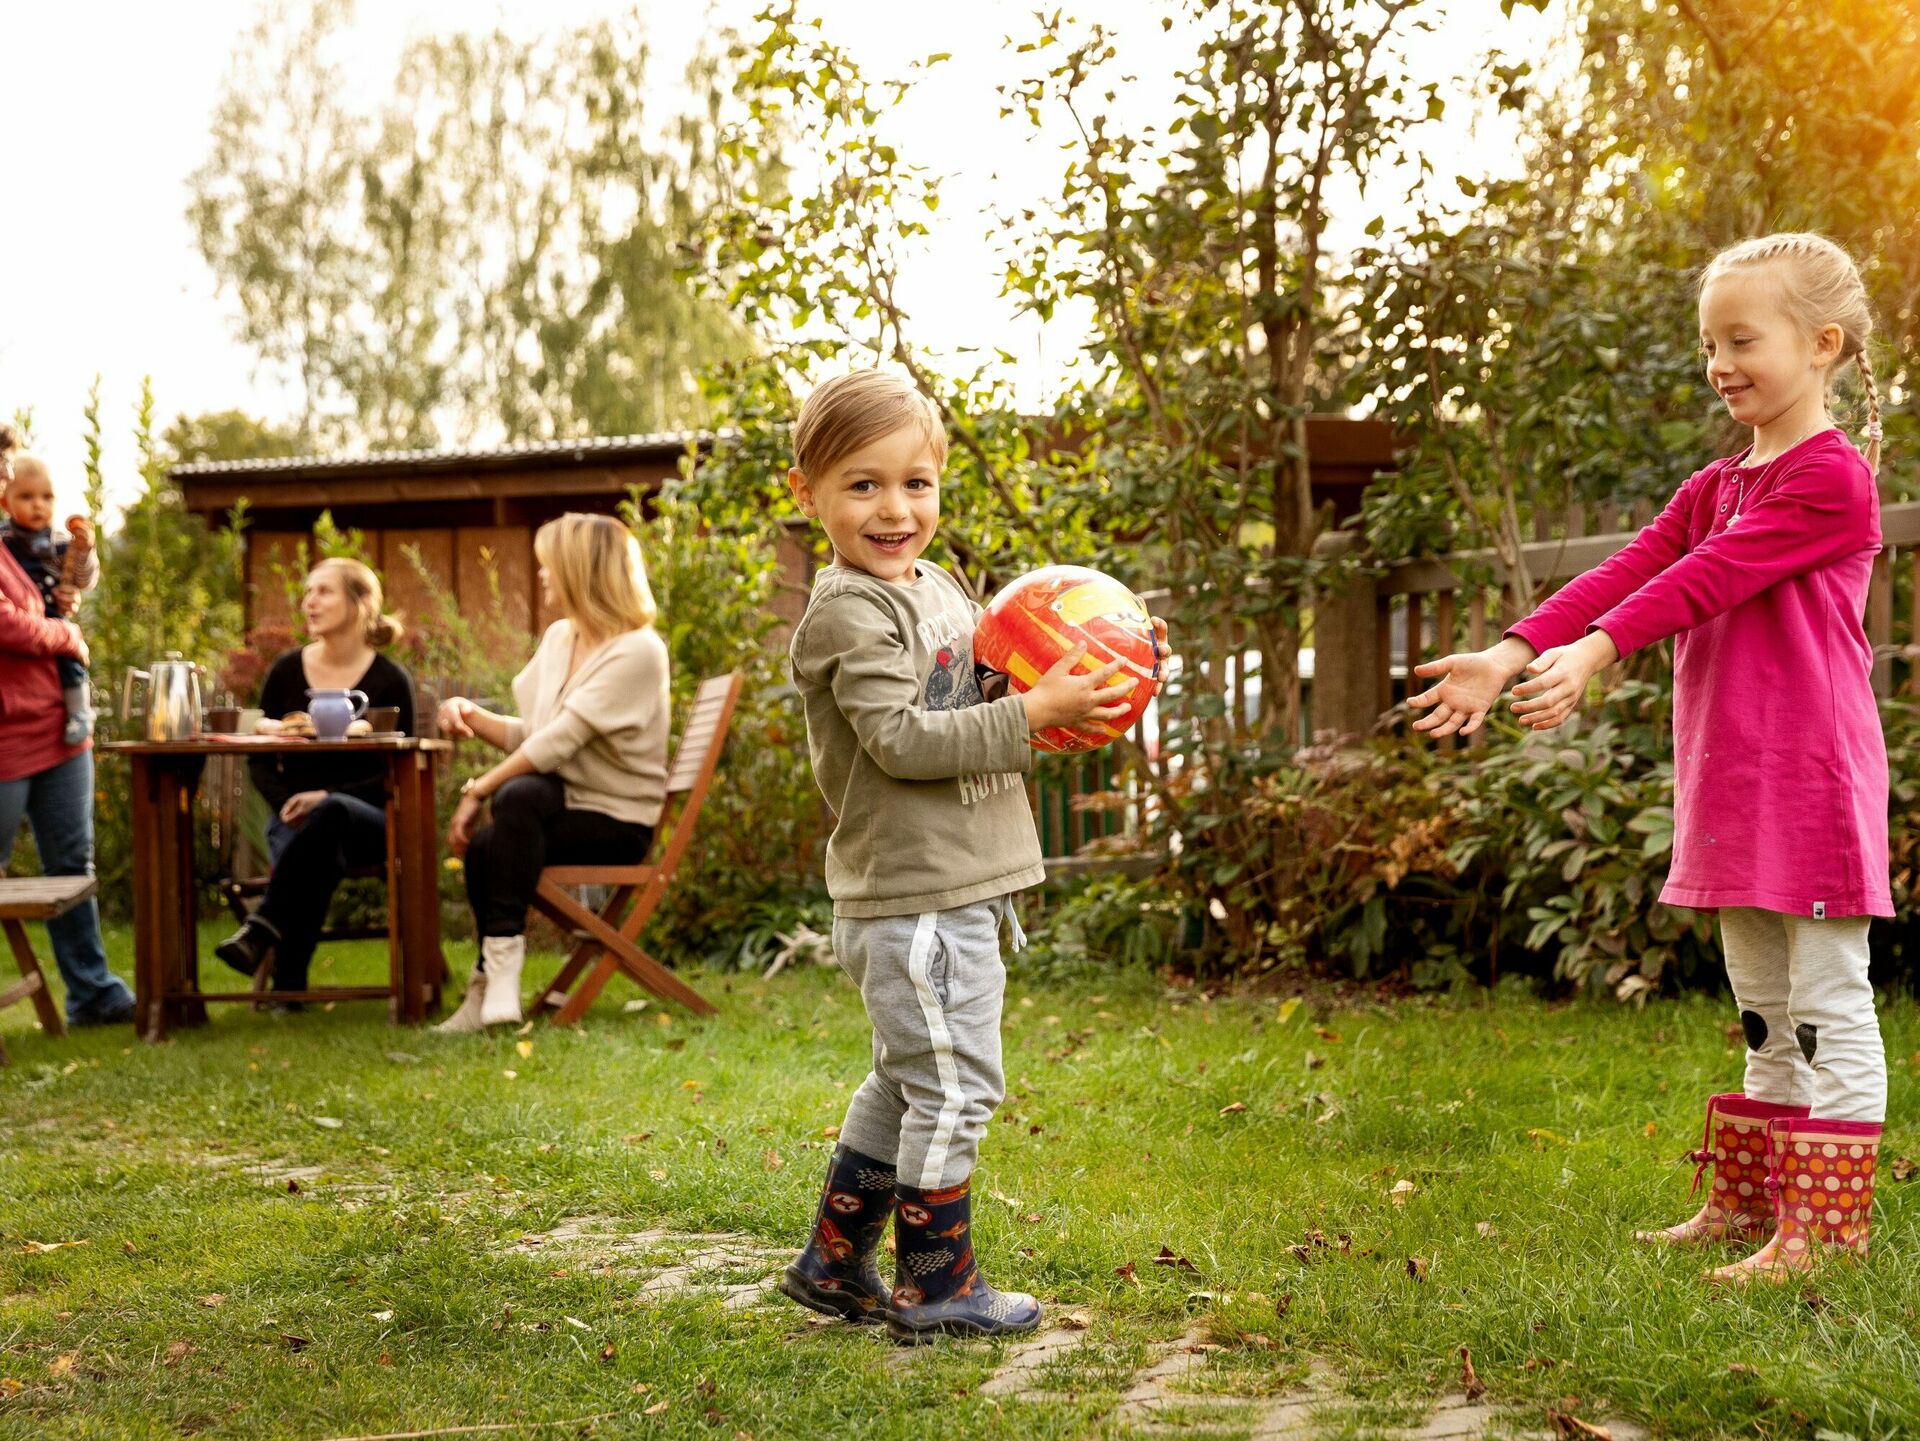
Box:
[169,430,712,482]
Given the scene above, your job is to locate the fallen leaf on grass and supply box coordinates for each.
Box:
[1275,1293,1292,1318]
[1527,1128,1568,1149]
[48,1353,77,1378]
[625,1132,653,1144]
[821,1124,841,1140]
[501,1070,518,1081]
[516,1040,534,1059]
[19,1239,88,1254]
[385,1051,419,1065]
[650,1168,668,1181]
[989,1188,1022,1209]
[370,1310,394,1322]
[121,1241,137,1255]
[281,1334,310,1352]
[1058,1309,1092,1329]
[763,1149,784,1172]
[1547,1410,1612,1440]
[164,1342,193,1367]
[1643,1122,1658,1138]
[645,1400,670,1415]
[1460,1346,1485,1401]
[198,1294,225,1308]
[564,1316,591,1331]
[1891,1156,1917,1182]
[1476,1222,1497,1239]
[1304,1051,1325,1070]
[1405,1257,1429,1281]
[600,1342,617,1363]
[1313,1027,1342,1043]
[310,1117,344,1130]
[1237,1331,1279,1350]
[1277,998,1302,1024]
[1152,1245,1197,1272]
[1727,1363,1758,1376]
[1219,1101,1247,1115]
[377,1351,392,1366]
[1390,1179,1417,1206]
[1113,1262,1140,1286]
[287,1179,301,1195]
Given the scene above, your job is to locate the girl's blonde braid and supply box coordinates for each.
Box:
[1855,351,1883,477]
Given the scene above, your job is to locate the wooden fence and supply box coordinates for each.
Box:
[1036,497,1920,866]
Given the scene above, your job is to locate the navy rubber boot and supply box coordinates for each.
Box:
[886,1177,1041,1343]
[778,1144,896,1324]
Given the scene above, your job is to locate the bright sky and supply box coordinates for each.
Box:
[0,1,1559,513]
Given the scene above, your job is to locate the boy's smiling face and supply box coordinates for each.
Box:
[788,423,941,586]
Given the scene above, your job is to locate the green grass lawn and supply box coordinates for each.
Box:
[1,924,1916,1440]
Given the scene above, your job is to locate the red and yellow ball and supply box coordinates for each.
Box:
[974,565,1161,753]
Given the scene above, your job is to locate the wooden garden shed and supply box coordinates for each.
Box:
[172,418,1399,644]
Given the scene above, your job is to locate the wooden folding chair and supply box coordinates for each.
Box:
[529,671,743,1025]
[0,876,82,1065]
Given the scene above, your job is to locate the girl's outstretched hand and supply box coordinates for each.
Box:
[1408,637,1537,739]
[1509,630,1619,730]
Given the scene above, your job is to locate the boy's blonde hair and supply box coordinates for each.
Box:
[311,556,404,649]
[1702,233,1882,474]
[792,370,948,478]
[534,512,656,642]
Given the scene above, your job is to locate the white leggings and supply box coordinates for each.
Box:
[1720,907,1886,1123]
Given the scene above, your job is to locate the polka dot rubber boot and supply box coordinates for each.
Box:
[778,1144,897,1324]
[886,1177,1041,1344]
[1710,1117,1881,1284]
[1635,1093,1809,1246]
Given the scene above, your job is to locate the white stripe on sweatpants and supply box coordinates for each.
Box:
[905,910,966,1188]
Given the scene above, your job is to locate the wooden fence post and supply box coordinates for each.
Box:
[1309,532,1381,741]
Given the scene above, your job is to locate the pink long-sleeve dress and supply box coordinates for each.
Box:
[1507,428,1891,918]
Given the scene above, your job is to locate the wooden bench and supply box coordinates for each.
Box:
[0,876,83,1063]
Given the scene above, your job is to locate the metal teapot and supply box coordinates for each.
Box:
[121,653,206,741]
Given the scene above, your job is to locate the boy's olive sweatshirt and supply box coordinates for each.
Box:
[790,560,1044,918]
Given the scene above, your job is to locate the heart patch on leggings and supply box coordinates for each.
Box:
[1740,1010,1768,1051]
[1795,1022,1819,1063]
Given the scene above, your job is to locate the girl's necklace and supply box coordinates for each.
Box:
[1729,423,1829,526]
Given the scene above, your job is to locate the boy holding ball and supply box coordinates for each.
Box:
[777,369,1157,1341]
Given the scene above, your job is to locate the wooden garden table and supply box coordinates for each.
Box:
[100,737,451,1041]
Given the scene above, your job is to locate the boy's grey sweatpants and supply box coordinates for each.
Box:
[1721,907,1885,1122]
[832,895,1023,1189]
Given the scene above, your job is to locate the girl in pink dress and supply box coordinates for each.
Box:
[1409,233,1889,1282]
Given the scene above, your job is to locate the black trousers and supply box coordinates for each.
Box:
[258,793,387,992]
[464,774,652,940]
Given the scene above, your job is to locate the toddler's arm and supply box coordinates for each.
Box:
[800,596,1126,781]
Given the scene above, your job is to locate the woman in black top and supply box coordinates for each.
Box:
[215,558,415,1003]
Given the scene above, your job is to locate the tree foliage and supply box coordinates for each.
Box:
[189,1,767,449]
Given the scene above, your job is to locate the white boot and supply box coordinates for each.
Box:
[478,936,526,1027]
[434,972,488,1034]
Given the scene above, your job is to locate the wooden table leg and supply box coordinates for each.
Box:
[128,756,166,1043]
[153,759,207,1034]
[384,764,403,1024]
[392,750,444,1025]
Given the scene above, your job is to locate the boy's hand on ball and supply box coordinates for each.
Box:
[1023,643,1132,732]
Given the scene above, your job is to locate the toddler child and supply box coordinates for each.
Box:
[775,369,1162,1340]
[1,454,97,744]
[1410,233,1891,1282]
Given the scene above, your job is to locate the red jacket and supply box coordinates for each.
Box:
[0,539,84,782]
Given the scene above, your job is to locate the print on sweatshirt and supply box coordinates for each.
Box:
[918,603,1023,806]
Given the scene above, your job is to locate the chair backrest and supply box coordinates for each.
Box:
[650,672,745,884]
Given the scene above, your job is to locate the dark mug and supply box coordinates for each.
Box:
[364,705,401,734]
[205,706,242,735]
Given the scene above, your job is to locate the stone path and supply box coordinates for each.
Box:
[245,1199,1657,1441]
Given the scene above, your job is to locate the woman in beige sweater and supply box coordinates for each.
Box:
[434,513,671,1030]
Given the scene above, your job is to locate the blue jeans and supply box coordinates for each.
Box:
[258,794,387,992]
[0,749,135,1022]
